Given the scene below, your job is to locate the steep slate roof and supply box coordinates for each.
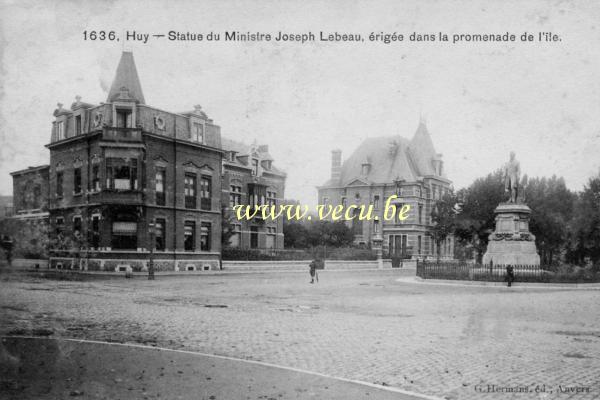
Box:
[407,121,437,176]
[325,121,442,187]
[107,52,146,104]
[221,137,285,175]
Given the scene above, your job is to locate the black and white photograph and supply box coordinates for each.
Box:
[0,1,599,399]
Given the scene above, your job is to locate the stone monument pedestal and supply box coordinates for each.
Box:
[482,203,540,266]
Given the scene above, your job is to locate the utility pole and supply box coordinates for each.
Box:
[148,220,155,280]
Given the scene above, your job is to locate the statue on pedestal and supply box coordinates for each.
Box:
[482,151,540,266]
[503,151,521,203]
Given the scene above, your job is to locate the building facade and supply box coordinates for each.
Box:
[45,52,225,271]
[221,139,286,250]
[10,165,50,220]
[317,121,454,260]
[8,51,286,271]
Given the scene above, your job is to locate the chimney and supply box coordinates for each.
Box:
[331,149,342,181]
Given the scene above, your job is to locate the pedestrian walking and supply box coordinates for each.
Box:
[309,258,323,284]
[309,260,317,284]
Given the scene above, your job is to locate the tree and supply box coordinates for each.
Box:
[0,217,50,260]
[454,169,505,262]
[283,221,309,248]
[221,205,236,247]
[430,191,458,261]
[568,174,600,265]
[526,176,576,265]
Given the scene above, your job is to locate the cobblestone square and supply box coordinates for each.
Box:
[1,269,599,400]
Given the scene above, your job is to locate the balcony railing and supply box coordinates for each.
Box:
[102,127,142,142]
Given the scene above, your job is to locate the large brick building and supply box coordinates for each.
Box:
[10,165,50,220]
[317,120,454,260]
[10,51,285,271]
[222,139,285,249]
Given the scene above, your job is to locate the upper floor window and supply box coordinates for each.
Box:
[199,175,212,210]
[230,185,242,208]
[116,108,132,128]
[341,197,347,208]
[184,173,197,209]
[373,195,379,210]
[56,121,65,140]
[418,204,423,224]
[56,217,65,235]
[33,185,41,209]
[75,115,82,135]
[91,165,100,191]
[192,122,204,143]
[106,158,138,190]
[155,168,166,206]
[251,159,259,176]
[56,172,64,198]
[73,216,82,237]
[73,168,82,195]
[266,191,277,207]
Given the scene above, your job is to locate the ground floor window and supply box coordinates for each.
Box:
[155,218,166,251]
[91,215,100,249]
[200,222,211,251]
[184,221,195,251]
[250,226,258,249]
[111,221,137,249]
[388,234,408,257]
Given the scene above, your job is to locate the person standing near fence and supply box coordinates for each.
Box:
[505,265,515,287]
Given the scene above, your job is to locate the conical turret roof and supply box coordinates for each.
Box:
[107,51,145,104]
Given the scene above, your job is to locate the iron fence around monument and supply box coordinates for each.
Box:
[416,260,600,283]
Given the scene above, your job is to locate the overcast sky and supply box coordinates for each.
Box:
[1,0,599,206]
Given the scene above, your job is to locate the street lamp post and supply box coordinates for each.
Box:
[148,220,155,280]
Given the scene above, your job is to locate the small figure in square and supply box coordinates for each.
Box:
[505,265,515,287]
[309,258,322,284]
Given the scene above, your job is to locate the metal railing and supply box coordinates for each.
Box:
[416,260,600,283]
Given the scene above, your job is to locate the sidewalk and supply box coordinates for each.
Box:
[0,337,438,400]
[397,276,600,289]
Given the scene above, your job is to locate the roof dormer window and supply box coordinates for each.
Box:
[251,159,259,176]
[262,160,272,170]
[192,122,204,143]
[56,121,65,140]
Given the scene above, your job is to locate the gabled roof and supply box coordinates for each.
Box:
[107,52,146,104]
[338,136,416,185]
[323,121,446,187]
[221,137,285,176]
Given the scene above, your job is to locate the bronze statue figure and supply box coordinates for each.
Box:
[503,151,520,203]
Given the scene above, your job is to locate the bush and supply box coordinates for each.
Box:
[222,246,377,261]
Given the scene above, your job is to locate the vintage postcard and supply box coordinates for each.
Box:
[0,1,599,399]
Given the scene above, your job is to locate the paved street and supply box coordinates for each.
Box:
[1,269,599,400]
